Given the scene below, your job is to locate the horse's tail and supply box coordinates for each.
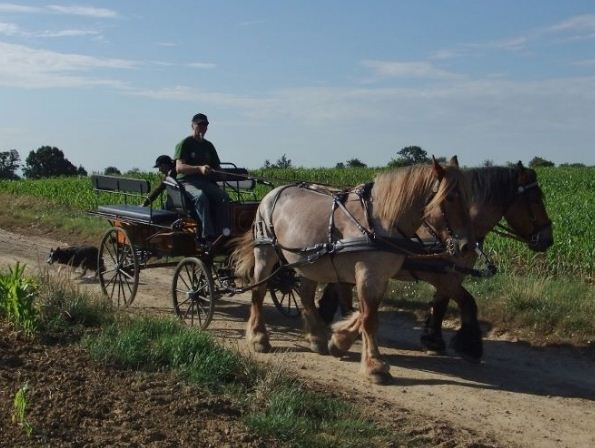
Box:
[229,229,255,285]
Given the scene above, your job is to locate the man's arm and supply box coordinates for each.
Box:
[175,159,211,175]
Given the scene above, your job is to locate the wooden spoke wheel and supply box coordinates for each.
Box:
[268,268,301,318]
[98,227,140,308]
[171,257,215,330]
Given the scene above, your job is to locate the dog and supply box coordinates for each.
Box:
[47,246,103,278]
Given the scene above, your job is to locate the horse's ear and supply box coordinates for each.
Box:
[449,155,459,168]
[432,155,445,179]
[516,161,530,183]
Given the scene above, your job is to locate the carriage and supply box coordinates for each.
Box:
[89,164,300,330]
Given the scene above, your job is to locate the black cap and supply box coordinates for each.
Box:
[153,155,173,168]
[192,113,209,124]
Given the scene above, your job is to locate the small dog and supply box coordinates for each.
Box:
[47,246,103,278]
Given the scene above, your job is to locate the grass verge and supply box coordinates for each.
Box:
[2,264,394,447]
[384,272,595,345]
[83,316,389,447]
[0,192,107,246]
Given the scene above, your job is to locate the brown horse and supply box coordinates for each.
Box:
[319,162,553,360]
[233,157,474,383]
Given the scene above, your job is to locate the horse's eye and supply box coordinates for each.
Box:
[446,192,459,202]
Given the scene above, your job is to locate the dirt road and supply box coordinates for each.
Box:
[1,228,593,448]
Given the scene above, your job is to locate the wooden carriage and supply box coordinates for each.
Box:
[88,165,298,329]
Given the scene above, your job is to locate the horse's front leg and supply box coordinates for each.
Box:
[246,247,276,353]
[357,272,391,384]
[449,286,483,360]
[298,279,330,354]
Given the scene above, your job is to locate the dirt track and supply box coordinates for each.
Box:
[1,228,594,448]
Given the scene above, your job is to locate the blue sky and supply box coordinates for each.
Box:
[1,1,595,172]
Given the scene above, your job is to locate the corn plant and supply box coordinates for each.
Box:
[12,383,33,437]
[0,263,38,336]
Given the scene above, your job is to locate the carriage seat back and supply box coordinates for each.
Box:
[163,176,192,217]
[91,175,150,195]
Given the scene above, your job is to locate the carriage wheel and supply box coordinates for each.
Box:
[171,257,215,330]
[268,267,301,318]
[98,227,139,307]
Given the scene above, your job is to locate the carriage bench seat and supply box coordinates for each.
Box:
[97,204,179,224]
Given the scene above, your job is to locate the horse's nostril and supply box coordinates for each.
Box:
[460,242,469,253]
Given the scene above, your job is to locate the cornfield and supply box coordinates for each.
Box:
[0,166,593,279]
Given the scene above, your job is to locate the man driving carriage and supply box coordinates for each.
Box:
[174,113,230,241]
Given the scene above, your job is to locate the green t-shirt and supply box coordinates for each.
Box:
[174,136,221,181]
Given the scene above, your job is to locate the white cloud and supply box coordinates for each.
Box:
[157,42,177,47]
[361,60,462,80]
[37,29,100,38]
[0,3,117,18]
[0,21,19,35]
[46,5,118,18]
[0,41,135,88]
[187,62,216,69]
[0,22,99,38]
[0,3,40,13]
[549,14,595,33]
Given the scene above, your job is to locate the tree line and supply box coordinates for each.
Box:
[0,146,87,180]
[260,146,579,169]
[0,145,586,180]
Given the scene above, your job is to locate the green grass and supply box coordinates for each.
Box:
[247,383,382,448]
[384,272,595,344]
[84,317,248,392]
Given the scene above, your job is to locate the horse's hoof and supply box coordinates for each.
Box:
[310,339,329,355]
[368,371,393,385]
[420,333,446,354]
[328,341,346,358]
[450,324,483,360]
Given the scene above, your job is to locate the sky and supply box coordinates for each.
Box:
[1,1,595,173]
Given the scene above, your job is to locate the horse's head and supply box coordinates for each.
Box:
[423,156,475,256]
[501,161,553,252]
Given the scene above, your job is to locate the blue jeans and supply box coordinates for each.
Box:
[181,179,230,238]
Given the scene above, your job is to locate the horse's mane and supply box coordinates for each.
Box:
[372,164,467,230]
[465,166,540,207]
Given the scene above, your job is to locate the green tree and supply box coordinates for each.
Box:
[345,158,367,168]
[274,154,292,169]
[77,165,88,176]
[0,149,20,180]
[22,146,78,179]
[335,162,345,169]
[389,145,430,167]
[104,166,121,175]
[529,156,555,168]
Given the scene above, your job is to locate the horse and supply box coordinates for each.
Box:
[318,161,553,361]
[232,157,475,384]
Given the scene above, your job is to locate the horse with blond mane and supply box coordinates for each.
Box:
[318,161,553,361]
[233,157,474,383]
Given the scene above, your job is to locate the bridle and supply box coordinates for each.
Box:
[492,180,552,247]
[421,179,465,256]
